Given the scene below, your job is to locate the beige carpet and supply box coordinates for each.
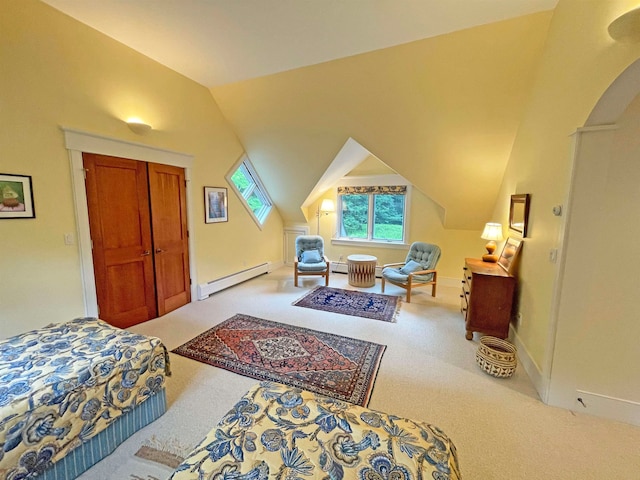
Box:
[78,267,640,479]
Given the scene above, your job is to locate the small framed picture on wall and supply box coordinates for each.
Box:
[498,237,522,274]
[204,186,228,223]
[0,173,35,219]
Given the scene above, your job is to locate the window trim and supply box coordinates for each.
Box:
[335,176,411,245]
[226,154,273,229]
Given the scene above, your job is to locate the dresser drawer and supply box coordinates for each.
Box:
[461,258,516,340]
[460,266,471,318]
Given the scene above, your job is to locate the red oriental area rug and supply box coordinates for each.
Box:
[172,314,385,406]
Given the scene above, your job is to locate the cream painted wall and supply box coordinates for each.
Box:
[211,11,553,230]
[0,0,283,338]
[308,188,483,283]
[492,0,640,412]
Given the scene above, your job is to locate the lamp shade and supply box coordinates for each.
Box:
[320,199,335,213]
[481,223,503,262]
[481,222,503,241]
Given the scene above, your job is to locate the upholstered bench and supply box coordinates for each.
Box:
[0,317,170,479]
[170,381,461,479]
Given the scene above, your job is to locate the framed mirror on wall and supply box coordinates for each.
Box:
[509,193,530,237]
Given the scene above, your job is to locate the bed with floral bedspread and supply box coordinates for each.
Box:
[0,317,170,479]
[170,381,461,480]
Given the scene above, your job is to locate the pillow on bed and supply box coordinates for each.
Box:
[399,259,423,275]
[301,249,323,263]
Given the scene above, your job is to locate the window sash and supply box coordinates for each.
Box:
[227,155,273,226]
[338,188,406,242]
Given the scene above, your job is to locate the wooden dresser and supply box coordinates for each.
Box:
[460,258,516,340]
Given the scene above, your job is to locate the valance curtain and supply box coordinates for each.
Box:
[337,185,406,195]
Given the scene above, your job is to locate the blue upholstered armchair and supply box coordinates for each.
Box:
[381,242,440,302]
[294,235,330,287]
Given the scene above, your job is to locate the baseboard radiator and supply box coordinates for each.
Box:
[197,262,271,300]
[331,261,383,278]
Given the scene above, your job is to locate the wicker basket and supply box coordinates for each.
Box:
[475,336,517,378]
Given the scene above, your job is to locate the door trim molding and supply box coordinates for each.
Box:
[62,126,197,317]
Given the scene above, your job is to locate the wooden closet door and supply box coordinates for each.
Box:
[83,153,157,327]
[148,163,191,315]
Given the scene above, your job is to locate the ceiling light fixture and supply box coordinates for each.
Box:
[126,118,152,135]
[608,7,640,43]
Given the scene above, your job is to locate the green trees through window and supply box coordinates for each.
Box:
[227,156,272,226]
[340,192,405,241]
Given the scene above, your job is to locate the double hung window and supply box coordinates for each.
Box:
[337,185,407,243]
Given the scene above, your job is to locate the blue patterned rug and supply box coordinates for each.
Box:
[292,286,400,323]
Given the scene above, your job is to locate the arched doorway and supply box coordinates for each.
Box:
[548,58,640,426]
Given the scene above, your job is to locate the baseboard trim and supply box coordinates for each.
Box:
[509,324,546,401]
[197,262,278,300]
[572,390,640,426]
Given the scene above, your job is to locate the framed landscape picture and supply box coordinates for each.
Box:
[0,173,35,219]
[204,186,228,223]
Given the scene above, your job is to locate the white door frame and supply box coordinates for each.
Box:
[62,127,196,317]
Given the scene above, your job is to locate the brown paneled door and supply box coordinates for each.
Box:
[83,154,190,328]
[148,163,191,316]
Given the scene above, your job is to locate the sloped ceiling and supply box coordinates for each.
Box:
[211,12,553,229]
[42,0,557,87]
[42,1,556,230]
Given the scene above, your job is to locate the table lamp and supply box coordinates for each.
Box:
[481,222,503,263]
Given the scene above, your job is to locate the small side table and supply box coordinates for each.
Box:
[347,254,377,287]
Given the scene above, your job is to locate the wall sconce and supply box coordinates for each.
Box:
[609,7,640,43]
[481,222,503,263]
[316,199,335,235]
[126,118,152,135]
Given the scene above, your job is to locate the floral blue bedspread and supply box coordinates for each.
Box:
[170,381,461,480]
[0,317,170,479]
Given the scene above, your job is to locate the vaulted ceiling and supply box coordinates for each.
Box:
[42,0,557,87]
[42,0,558,228]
